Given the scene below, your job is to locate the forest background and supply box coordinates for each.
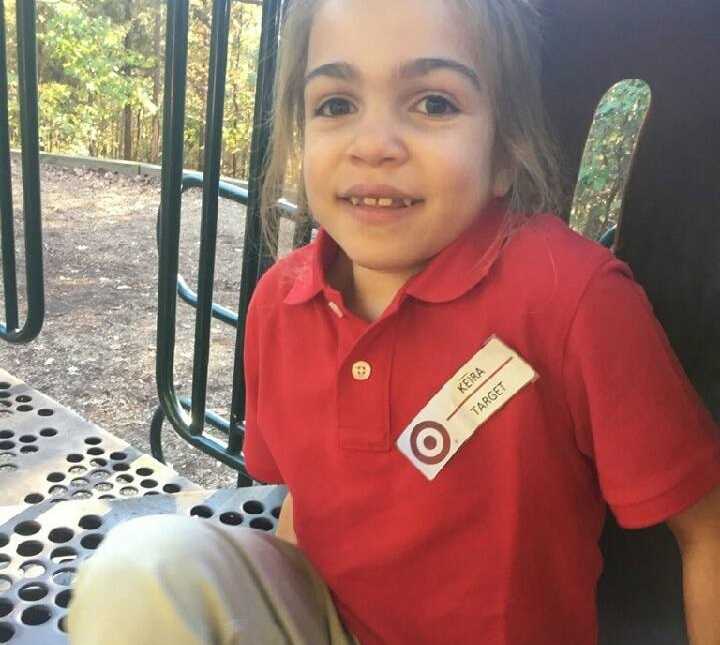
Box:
[2,0,651,239]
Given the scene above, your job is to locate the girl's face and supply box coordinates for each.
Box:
[303,0,511,285]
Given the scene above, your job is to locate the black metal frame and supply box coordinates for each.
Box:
[0,0,43,343]
[155,0,284,486]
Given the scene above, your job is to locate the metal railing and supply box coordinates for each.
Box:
[155,0,287,486]
[0,0,43,343]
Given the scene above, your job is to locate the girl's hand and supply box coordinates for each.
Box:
[276,492,297,545]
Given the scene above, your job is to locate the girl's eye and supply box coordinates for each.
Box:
[315,97,355,117]
[414,95,459,116]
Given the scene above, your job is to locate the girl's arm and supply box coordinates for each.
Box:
[276,492,297,545]
[667,483,720,645]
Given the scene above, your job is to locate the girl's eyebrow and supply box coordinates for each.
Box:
[304,57,482,92]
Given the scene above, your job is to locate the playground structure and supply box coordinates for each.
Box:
[1,0,719,643]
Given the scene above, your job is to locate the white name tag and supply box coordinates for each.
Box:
[396,335,538,480]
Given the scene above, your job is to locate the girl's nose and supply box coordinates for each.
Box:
[346,117,409,167]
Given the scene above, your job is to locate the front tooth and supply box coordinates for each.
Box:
[378,198,393,207]
[363,197,378,206]
[350,196,360,206]
[403,198,413,207]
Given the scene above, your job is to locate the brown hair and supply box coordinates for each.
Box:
[260,0,567,256]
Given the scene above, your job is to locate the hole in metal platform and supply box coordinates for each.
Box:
[119,487,138,497]
[163,483,181,493]
[0,454,16,465]
[18,582,48,601]
[190,506,213,518]
[16,405,33,412]
[50,547,77,564]
[84,437,102,445]
[144,491,160,496]
[0,599,12,618]
[19,435,37,443]
[243,501,264,515]
[0,534,7,548]
[15,395,31,403]
[90,458,107,467]
[0,622,15,643]
[0,382,10,389]
[140,479,158,489]
[89,470,110,481]
[0,441,14,451]
[67,454,84,463]
[0,464,17,472]
[37,409,54,417]
[0,575,13,592]
[71,490,92,500]
[58,614,67,633]
[19,446,38,454]
[21,604,52,625]
[136,467,154,476]
[52,568,76,586]
[70,478,89,488]
[14,521,41,537]
[219,512,243,526]
[94,482,113,492]
[80,534,103,550]
[116,474,134,484]
[69,465,87,474]
[109,452,127,460]
[48,528,74,544]
[19,561,45,578]
[87,447,104,455]
[55,588,72,609]
[47,473,66,483]
[112,463,130,472]
[17,541,43,557]
[0,555,9,571]
[271,507,281,519]
[79,515,102,530]
[39,428,58,437]
[98,495,115,500]
[0,392,9,399]
[0,401,10,408]
[0,431,12,439]
[250,518,273,531]
[48,485,68,495]
[24,493,44,504]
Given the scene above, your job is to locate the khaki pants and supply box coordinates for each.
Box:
[67,514,357,645]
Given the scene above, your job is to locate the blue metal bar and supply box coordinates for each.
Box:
[0,0,43,344]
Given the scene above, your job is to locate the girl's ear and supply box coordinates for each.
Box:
[492,165,514,199]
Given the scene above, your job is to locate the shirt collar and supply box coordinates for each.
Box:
[283,198,514,306]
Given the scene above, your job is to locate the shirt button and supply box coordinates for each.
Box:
[328,301,344,318]
[351,361,372,381]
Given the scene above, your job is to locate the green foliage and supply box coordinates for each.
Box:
[4,0,261,177]
[570,79,652,241]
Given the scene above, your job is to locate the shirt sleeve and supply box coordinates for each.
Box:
[563,259,720,529]
[242,294,285,484]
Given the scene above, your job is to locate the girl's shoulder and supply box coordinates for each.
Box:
[248,241,318,310]
[497,212,632,307]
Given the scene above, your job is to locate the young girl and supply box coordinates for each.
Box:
[68,1,720,644]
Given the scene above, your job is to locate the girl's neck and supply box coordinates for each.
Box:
[327,250,424,323]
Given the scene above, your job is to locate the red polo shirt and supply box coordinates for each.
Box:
[243,205,720,645]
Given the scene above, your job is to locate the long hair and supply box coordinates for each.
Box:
[260,0,567,257]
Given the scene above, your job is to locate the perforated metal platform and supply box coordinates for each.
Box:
[0,486,287,644]
[0,370,202,508]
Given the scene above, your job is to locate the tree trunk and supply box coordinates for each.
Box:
[151,6,161,163]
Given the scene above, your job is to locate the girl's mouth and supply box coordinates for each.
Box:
[338,196,424,224]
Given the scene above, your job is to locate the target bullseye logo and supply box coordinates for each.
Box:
[410,421,451,465]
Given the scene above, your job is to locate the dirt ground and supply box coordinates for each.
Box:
[0,161,294,491]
